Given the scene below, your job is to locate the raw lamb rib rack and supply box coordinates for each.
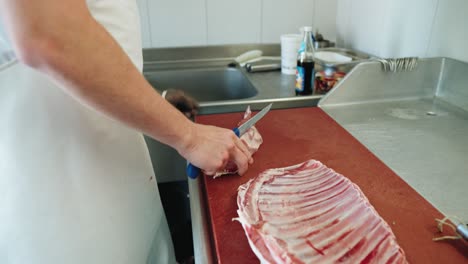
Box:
[236,159,407,264]
[213,106,263,178]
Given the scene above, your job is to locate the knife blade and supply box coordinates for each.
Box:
[187,103,273,179]
[233,103,272,137]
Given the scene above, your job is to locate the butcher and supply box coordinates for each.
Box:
[0,0,252,263]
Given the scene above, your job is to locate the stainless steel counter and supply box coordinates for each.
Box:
[320,58,468,222]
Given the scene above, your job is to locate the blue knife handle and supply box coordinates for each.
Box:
[232,127,240,137]
[187,163,200,179]
[186,127,241,179]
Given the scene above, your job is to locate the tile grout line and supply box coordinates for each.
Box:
[204,0,209,45]
[424,0,440,58]
[312,0,316,30]
[345,0,352,49]
[259,0,263,43]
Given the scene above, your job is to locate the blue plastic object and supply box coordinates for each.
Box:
[186,163,200,179]
[232,127,240,137]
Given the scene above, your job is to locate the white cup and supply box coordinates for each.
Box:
[280,34,302,75]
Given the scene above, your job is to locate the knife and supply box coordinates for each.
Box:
[186,103,272,179]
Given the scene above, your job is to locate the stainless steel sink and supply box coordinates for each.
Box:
[144,67,257,102]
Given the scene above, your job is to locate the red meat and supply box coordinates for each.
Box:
[236,160,407,264]
[213,106,263,178]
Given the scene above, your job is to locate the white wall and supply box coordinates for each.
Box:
[336,0,468,63]
[136,0,338,48]
[426,0,468,63]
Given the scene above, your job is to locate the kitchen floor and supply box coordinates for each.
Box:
[158,181,194,263]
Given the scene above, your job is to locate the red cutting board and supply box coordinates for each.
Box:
[196,107,467,264]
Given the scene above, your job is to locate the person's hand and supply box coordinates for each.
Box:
[178,123,253,176]
[163,89,199,118]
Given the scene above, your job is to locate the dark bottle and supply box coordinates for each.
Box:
[295,26,316,96]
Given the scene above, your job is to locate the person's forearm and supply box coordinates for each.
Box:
[0,0,194,151]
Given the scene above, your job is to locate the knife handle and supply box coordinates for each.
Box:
[232,127,240,137]
[186,163,200,179]
[186,127,241,179]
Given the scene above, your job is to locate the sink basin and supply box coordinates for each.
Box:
[144,67,257,102]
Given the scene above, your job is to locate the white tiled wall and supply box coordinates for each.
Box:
[336,0,468,63]
[314,0,338,44]
[206,0,262,45]
[336,0,389,57]
[261,0,315,43]
[145,0,208,47]
[426,0,468,63]
[137,0,338,48]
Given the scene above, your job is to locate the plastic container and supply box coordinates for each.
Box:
[280,34,302,75]
[314,48,373,94]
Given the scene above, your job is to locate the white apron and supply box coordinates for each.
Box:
[0,1,176,263]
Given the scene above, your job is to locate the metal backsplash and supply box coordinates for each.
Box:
[319,57,468,221]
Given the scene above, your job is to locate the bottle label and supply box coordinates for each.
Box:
[296,66,305,92]
[298,42,306,54]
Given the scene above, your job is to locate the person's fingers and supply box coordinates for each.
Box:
[231,146,249,175]
[242,142,254,164]
[227,136,250,175]
[232,135,252,164]
[180,124,254,177]
[203,149,229,176]
[218,150,230,170]
[203,169,215,176]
